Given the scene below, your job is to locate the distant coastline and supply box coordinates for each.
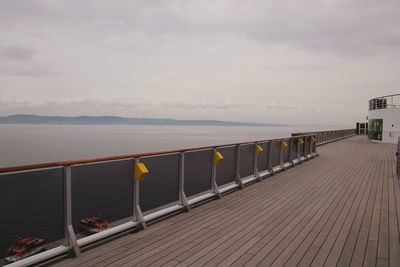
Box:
[0,114,286,127]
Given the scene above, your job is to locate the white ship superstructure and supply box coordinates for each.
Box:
[368,94,400,144]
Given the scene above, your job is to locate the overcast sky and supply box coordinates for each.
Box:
[0,0,399,125]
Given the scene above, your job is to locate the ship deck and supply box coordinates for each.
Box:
[55,136,400,267]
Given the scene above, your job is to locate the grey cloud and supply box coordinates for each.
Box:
[0,46,60,77]
[1,1,399,56]
[0,46,34,61]
[0,68,60,77]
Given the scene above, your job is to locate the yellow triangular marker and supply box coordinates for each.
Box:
[134,162,149,181]
[281,141,288,150]
[214,151,224,164]
[310,136,316,143]
[255,144,264,155]
[298,138,304,145]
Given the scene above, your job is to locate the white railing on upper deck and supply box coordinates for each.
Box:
[369,94,400,111]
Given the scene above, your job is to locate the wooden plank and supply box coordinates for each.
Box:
[216,237,261,267]
[231,253,254,267]
[377,149,390,267]
[336,145,380,267]
[363,147,385,267]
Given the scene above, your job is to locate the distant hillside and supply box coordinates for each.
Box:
[0,114,285,127]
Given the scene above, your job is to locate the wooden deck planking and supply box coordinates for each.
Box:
[54,136,400,267]
[238,146,369,267]
[285,142,374,267]
[173,147,360,264]
[273,143,377,267]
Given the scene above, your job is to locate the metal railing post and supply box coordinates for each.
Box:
[253,143,262,181]
[178,153,190,211]
[314,135,319,155]
[288,138,294,167]
[211,149,222,198]
[303,137,308,160]
[234,145,244,188]
[133,158,146,230]
[279,139,285,169]
[64,166,80,257]
[268,141,275,175]
[296,137,301,163]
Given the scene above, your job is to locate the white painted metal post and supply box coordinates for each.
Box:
[234,145,244,188]
[268,141,275,175]
[253,143,262,181]
[211,149,222,198]
[303,137,308,160]
[297,137,301,163]
[309,135,313,156]
[133,158,146,230]
[179,153,190,211]
[288,139,294,167]
[64,166,80,257]
[279,139,285,170]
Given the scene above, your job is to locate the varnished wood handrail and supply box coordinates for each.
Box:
[0,134,317,173]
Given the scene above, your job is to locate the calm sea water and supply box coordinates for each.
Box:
[0,124,344,168]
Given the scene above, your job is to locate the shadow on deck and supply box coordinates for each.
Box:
[55,136,400,267]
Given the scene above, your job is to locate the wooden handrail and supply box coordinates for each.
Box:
[0,134,316,174]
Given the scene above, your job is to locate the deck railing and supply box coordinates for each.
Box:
[369,94,400,111]
[291,129,356,145]
[0,134,321,266]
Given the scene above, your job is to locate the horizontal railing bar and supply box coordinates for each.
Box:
[292,129,356,135]
[219,183,240,194]
[187,192,216,206]
[369,93,400,100]
[5,245,70,267]
[139,152,181,160]
[143,204,183,222]
[77,221,138,247]
[0,134,316,174]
